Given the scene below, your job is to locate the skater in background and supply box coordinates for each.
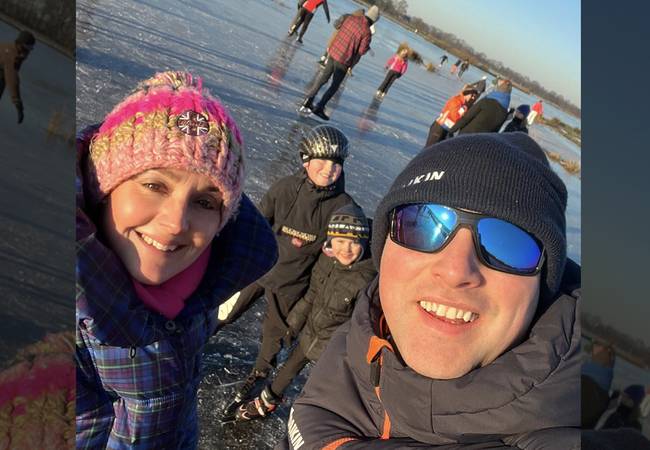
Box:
[450,58,461,75]
[503,104,531,134]
[447,77,512,135]
[375,43,409,99]
[234,205,376,421]
[299,6,379,120]
[75,71,277,448]
[318,9,368,75]
[288,0,331,44]
[438,54,448,67]
[457,59,470,78]
[463,75,487,96]
[216,125,354,416]
[528,99,544,125]
[1,30,35,124]
[424,86,479,146]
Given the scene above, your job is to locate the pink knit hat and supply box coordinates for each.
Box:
[87,71,245,227]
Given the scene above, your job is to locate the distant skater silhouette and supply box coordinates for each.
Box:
[1,30,35,124]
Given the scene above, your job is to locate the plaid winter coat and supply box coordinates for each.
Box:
[328,14,372,68]
[75,126,278,449]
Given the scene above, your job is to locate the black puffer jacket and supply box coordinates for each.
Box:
[283,266,581,449]
[257,170,353,314]
[286,252,376,361]
[448,97,509,134]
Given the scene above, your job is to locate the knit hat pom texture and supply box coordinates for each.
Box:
[87,71,245,226]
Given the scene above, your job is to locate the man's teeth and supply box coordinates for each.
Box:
[141,234,178,252]
[418,301,478,323]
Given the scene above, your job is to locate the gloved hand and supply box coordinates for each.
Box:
[16,103,24,124]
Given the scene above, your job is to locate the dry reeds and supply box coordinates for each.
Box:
[544,150,581,176]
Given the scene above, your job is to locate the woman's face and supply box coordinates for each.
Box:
[102,168,223,285]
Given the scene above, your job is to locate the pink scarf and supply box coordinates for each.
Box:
[132,247,211,319]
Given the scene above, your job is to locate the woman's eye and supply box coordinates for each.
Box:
[197,198,217,210]
[142,183,163,192]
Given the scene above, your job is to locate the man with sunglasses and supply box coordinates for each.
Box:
[1,30,35,124]
[282,133,580,449]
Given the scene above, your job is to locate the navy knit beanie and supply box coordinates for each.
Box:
[371,132,568,306]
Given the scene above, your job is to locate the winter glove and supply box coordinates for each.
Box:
[216,290,241,327]
[16,103,24,124]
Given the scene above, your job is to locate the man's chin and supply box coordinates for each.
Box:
[402,348,475,380]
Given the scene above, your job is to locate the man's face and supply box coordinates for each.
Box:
[303,159,342,187]
[379,228,540,379]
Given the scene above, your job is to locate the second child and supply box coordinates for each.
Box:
[233,204,377,421]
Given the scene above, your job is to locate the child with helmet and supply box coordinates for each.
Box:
[217,125,356,416]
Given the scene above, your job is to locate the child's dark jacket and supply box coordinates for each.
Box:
[256,170,353,316]
[287,251,376,361]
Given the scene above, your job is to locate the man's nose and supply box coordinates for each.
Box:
[428,228,483,289]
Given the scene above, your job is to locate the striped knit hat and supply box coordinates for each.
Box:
[87,71,245,228]
[327,203,370,259]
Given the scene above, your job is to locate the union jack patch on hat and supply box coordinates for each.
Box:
[177,110,210,136]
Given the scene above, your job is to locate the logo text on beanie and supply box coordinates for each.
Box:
[405,171,445,187]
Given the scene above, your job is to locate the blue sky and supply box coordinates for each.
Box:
[406,0,581,106]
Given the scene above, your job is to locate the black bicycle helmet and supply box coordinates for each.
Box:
[299,125,349,164]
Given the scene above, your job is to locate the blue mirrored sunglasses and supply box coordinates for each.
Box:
[389,204,544,275]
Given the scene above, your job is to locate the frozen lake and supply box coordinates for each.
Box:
[76,0,583,447]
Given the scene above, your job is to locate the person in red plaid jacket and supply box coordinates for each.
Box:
[299,6,380,121]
